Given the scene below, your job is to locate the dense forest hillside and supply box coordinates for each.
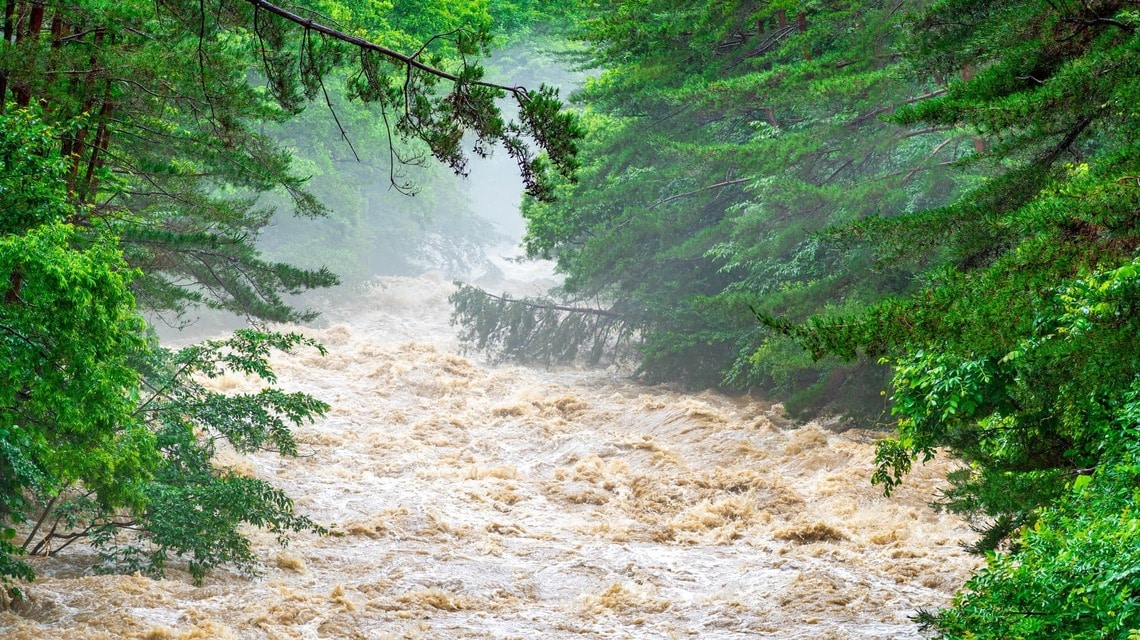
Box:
[454,1,976,419]
[2,1,1139,638]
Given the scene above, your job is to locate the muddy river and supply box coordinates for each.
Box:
[0,267,980,639]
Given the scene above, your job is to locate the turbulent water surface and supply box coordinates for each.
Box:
[0,266,980,639]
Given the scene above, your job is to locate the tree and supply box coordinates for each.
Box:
[778,0,1140,632]
[1,109,151,586]
[451,0,972,417]
[0,0,581,587]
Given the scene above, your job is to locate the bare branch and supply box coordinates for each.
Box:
[648,177,750,210]
[476,290,623,319]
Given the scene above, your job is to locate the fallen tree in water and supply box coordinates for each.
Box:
[449,283,636,367]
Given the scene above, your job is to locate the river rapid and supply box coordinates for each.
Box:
[0,265,980,640]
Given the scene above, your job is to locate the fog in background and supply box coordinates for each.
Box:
[153,39,587,342]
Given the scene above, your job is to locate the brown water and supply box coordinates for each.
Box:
[0,269,979,639]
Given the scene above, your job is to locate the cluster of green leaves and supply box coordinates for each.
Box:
[452,0,974,417]
[918,268,1140,638]
[0,111,330,590]
[95,329,330,584]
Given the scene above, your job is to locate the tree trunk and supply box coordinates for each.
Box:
[79,85,113,205]
[66,27,104,194]
[4,271,22,305]
[26,2,41,39]
[0,0,18,109]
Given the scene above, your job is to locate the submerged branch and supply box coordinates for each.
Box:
[475,290,623,319]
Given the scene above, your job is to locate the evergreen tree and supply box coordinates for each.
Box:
[451,0,972,417]
[792,0,1139,541]
[782,0,1140,633]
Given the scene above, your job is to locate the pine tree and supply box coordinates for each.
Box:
[452,0,973,416]
[781,0,1140,633]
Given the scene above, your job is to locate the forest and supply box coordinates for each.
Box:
[1,0,1138,638]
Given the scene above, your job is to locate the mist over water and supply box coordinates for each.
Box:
[2,48,981,640]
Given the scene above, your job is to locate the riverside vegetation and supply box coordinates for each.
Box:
[3,1,1139,638]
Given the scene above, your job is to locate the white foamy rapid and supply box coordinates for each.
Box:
[0,259,980,639]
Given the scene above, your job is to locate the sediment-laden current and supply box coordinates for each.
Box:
[0,271,980,639]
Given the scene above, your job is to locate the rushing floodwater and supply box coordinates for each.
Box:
[0,265,980,639]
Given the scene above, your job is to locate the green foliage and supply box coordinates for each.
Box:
[117,473,316,583]
[3,329,331,586]
[926,380,1140,639]
[0,223,154,508]
[453,0,970,417]
[793,0,1140,510]
[0,111,153,587]
[0,110,71,235]
[765,0,1140,632]
[450,282,633,366]
[92,330,329,584]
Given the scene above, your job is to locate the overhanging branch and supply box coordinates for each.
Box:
[242,0,531,101]
[648,177,750,210]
